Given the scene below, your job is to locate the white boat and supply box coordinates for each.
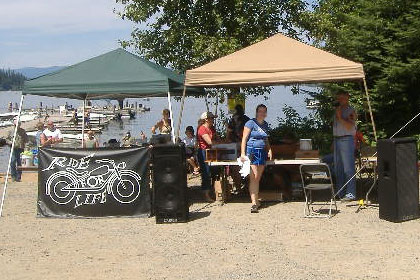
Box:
[89,113,108,119]
[0,112,18,119]
[0,120,13,127]
[19,114,38,122]
[0,112,38,123]
[27,131,83,140]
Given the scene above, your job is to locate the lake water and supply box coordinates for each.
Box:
[0,88,311,172]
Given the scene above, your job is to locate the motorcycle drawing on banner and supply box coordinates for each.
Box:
[44,154,142,207]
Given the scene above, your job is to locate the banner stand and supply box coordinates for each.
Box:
[81,98,86,147]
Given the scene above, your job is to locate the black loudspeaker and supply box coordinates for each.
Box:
[378,138,419,222]
[152,144,189,223]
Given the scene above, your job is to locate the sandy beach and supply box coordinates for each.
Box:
[1,173,420,280]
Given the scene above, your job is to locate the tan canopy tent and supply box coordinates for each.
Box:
[185,33,365,86]
[177,33,376,140]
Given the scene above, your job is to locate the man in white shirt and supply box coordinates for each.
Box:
[41,120,63,147]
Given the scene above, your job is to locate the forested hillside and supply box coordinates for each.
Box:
[0,69,25,90]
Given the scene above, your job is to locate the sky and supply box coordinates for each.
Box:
[0,0,136,69]
[0,0,318,69]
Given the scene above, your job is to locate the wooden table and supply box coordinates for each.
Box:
[208,159,320,167]
[17,166,38,172]
[208,159,320,203]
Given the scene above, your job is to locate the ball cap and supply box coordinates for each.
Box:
[200,111,217,120]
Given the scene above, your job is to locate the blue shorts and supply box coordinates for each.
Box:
[246,146,267,165]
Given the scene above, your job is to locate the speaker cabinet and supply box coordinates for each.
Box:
[152,144,189,223]
[378,138,419,222]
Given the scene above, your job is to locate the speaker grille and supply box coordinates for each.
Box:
[396,142,419,220]
[378,138,419,222]
[154,157,181,185]
[155,186,182,211]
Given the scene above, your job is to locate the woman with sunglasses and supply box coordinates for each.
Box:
[241,104,272,213]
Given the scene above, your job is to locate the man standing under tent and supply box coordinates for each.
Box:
[333,92,357,201]
[7,120,28,182]
[227,104,250,143]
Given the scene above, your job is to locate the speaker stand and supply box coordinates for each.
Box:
[347,170,379,213]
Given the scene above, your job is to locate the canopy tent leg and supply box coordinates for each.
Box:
[363,78,377,141]
[175,86,187,140]
[81,98,86,147]
[0,94,25,217]
[167,92,176,143]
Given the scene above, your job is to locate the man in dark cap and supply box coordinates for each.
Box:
[227,104,250,143]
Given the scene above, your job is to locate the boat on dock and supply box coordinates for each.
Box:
[0,112,39,127]
[0,120,13,128]
[115,109,136,120]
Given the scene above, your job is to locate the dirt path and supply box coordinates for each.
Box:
[1,178,420,280]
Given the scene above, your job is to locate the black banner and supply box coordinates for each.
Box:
[37,147,151,218]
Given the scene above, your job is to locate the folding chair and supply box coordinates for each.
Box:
[300,163,337,218]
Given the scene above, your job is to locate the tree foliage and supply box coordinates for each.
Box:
[302,0,420,139]
[117,0,420,142]
[116,0,308,72]
[270,105,331,152]
[116,0,310,132]
[0,69,25,91]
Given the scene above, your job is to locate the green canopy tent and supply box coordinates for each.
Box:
[22,48,201,143]
[23,48,194,99]
[0,48,200,216]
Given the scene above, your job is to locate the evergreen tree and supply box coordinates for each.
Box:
[0,69,26,91]
[303,0,420,139]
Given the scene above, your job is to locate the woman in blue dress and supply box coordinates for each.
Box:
[240,104,272,213]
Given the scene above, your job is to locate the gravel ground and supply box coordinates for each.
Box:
[1,176,420,280]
